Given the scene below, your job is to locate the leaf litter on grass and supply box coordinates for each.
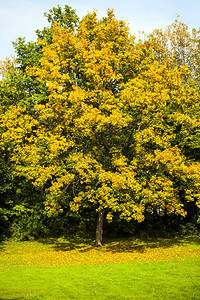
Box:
[0,236,199,267]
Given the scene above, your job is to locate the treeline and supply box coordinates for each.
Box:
[0,5,200,244]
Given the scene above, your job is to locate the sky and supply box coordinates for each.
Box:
[0,0,200,61]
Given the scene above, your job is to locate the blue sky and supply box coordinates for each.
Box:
[0,0,200,61]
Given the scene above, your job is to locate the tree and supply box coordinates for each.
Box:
[139,18,200,222]
[143,17,200,84]
[0,9,200,245]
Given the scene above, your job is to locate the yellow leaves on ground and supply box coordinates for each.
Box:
[1,238,200,267]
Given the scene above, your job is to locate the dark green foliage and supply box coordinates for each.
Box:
[0,151,14,236]
[42,4,79,31]
[10,204,46,240]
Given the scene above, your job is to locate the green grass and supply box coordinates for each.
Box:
[0,237,200,299]
[0,260,200,299]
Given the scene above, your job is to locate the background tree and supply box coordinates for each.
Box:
[143,17,200,84]
[140,18,200,223]
[0,5,80,239]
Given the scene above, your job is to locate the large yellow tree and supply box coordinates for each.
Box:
[1,10,199,245]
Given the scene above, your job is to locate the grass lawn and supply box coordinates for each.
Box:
[0,236,200,299]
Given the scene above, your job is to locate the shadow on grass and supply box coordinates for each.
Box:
[0,298,25,300]
[39,236,95,252]
[103,236,200,253]
[38,235,200,254]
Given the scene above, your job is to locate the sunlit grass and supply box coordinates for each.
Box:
[0,236,200,299]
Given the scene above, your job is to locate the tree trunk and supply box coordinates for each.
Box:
[95,209,105,247]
